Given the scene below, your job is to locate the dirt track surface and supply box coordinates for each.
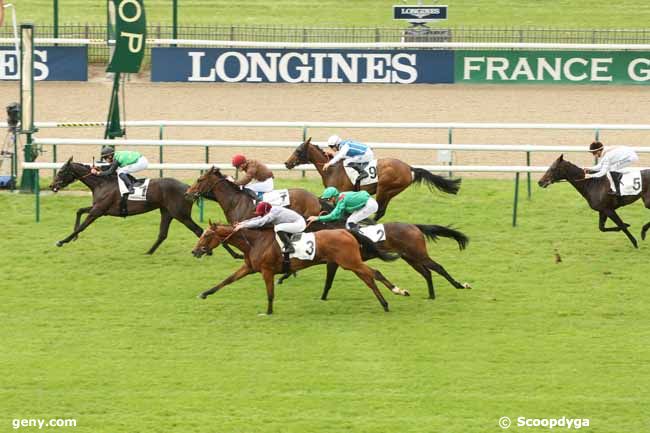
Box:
[2,68,650,179]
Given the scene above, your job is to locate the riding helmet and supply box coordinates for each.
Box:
[255,201,272,216]
[321,186,340,200]
[100,146,115,159]
[232,154,247,167]
[589,141,604,153]
[327,135,342,148]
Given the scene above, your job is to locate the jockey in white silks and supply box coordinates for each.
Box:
[584,141,639,196]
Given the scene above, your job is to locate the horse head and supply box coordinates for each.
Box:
[192,219,232,257]
[538,154,584,188]
[50,157,81,192]
[285,137,315,169]
[185,166,224,201]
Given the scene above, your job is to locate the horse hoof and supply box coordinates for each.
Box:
[391,287,410,296]
[197,293,207,300]
[462,282,472,289]
[55,241,63,247]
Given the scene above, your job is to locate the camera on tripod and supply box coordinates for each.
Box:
[6,102,20,132]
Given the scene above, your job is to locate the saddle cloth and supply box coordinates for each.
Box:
[618,169,643,196]
[358,224,387,243]
[275,232,316,260]
[344,159,379,186]
[262,189,291,207]
[118,178,150,201]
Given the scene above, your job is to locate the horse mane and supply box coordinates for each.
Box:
[210,167,247,196]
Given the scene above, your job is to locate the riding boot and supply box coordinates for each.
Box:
[120,193,129,217]
[277,231,295,254]
[243,188,259,203]
[347,222,361,233]
[352,164,368,191]
[119,173,135,194]
[609,172,622,196]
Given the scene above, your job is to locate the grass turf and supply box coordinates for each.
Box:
[15,1,650,28]
[1,177,649,433]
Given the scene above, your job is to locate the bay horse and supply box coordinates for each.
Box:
[284,137,462,220]
[49,157,236,256]
[538,154,650,248]
[187,167,471,298]
[310,221,472,300]
[192,222,401,314]
[185,166,323,221]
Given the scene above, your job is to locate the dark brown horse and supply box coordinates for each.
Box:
[284,137,461,220]
[186,167,471,297]
[192,222,401,314]
[311,221,472,300]
[50,157,207,254]
[538,154,650,248]
[185,166,323,221]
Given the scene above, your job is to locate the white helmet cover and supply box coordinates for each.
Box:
[327,135,342,147]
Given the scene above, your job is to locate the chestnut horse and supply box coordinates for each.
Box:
[185,167,323,221]
[49,157,205,254]
[284,137,461,220]
[538,154,650,248]
[192,222,401,314]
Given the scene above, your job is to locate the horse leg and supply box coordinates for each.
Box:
[262,268,275,315]
[373,191,392,221]
[403,258,436,299]
[321,262,339,301]
[425,258,471,290]
[146,208,174,255]
[175,211,244,259]
[199,264,252,299]
[642,222,650,241]
[604,210,638,248]
[373,269,409,296]
[352,266,389,312]
[57,208,104,246]
[598,211,624,232]
[72,206,93,241]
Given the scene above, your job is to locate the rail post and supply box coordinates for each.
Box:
[526,151,531,199]
[301,126,307,178]
[52,144,57,180]
[512,172,520,227]
[34,168,40,222]
[158,125,164,177]
[447,127,453,177]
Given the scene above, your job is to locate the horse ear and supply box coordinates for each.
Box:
[67,156,73,163]
[559,154,564,161]
[306,137,312,144]
[208,218,213,226]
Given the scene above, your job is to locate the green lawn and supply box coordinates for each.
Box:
[1,178,649,433]
[13,1,650,28]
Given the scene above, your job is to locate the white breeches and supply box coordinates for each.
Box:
[117,156,148,174]
[346,150,374,164]
[346,198,379,227]
[605,155,638,190]
[246,177,274,193]
[274,219,306,234]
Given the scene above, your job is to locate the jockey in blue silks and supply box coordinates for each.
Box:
[323,135,375,190]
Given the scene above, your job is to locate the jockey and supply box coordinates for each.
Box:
[307,186,378,231]
[92,146,148,194]
[231,154,274,200]
[233,202,306,254]
[584,141,639,196]
[324,135,374,189]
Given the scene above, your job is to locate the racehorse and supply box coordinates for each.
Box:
[49,157,236,256]
[192,222,401,314]
[538,154,650,248]
[187,166,471,297]
[185,166,323,221]
[311,221,472,300]
[284,137,461,220]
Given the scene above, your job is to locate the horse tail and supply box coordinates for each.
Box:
[348,230,399,262]
[416,224,469,251]
[411,167,461,195]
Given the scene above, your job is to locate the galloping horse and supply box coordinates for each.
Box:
[192,222,401,314]
[538,154,650,248]
[50,157,221,255]
[284,137,461,220]
[185,166,323,221]
[187,166,471,298]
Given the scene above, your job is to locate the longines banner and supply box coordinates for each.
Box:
[0,46,87,81]
[456,50,650,84]
[151,48,454,83]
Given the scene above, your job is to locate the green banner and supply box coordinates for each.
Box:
[456,50,650,85]
[107,0,147,73]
